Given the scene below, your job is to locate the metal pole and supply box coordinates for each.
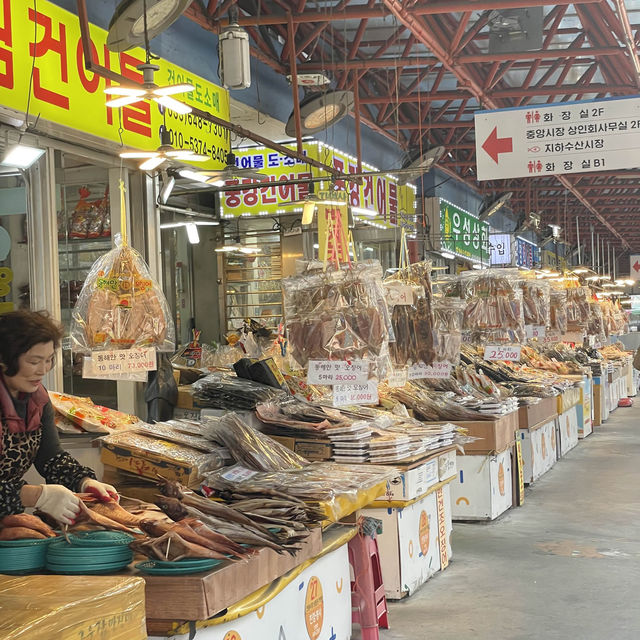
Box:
[607,242,611,280]
[590,224,595,271]
[602,237,606,275]
[613,246,617,281]
[575,215,581,265]
[596,233,600,271]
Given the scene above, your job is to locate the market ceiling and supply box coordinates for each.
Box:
[186,1,640,254]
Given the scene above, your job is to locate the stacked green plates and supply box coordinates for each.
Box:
[45,532,134,575]
[135,558,221,575]
[0,536,59,575]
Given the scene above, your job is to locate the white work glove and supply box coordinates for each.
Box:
[80,478,119,503]
[35,484,82,525]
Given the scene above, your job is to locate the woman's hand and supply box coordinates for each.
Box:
[34,484,82,525]
[79,478,119,503]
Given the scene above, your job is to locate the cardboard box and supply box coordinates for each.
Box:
[577,376,593,438]
[147,542,352,640]
[0,575,146,640]
[142,527,323,621]
[518,418,557,484]
[100,439,202,487]
[270,434,333,461]
[593,378,603,426]
[451,446,513,521]
[438,449,457,482]
[373,457,439,503]
[450,411,518,454]
[557,386,582,414]
[518,396,557,429]
[365,483,453,600]
[557,404,579,457]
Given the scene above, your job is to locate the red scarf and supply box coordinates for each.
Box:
[0,377,50,452]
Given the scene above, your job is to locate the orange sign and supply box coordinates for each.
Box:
[498,462,505,496]
[305,576,324,640]
[223,632,241,640]
[515,440,525,505]
[418,510,430,556]
[541,432,547,459]
[436,488,449,570]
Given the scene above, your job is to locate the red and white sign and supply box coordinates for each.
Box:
[408,361,452,379]
[475,96,640,181]
[484,345,521,362]
[630,255,640,281]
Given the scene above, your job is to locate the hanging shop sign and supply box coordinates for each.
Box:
[475,95,640,181]
[424,198,489,264]
[317,190,349,263]
[515,236,539,269]
[489,233,512,265]
[0,0,230,168]
[220,141,416,224]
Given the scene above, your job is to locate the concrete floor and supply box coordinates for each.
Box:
[377,405,640,640]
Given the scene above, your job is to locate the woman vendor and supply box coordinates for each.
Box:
[0,310,118,524]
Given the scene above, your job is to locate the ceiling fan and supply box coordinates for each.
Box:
[396,146,446,185]
[120,128,208,170]
[194,152,266,184]
[104,0,193,114]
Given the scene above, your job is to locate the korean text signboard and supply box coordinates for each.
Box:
[316,191,349,263]
[489,233,512,265]
[221,141,416,221]
[515,236,539,269]
[475,95,640,181]
[0,0,230,168]
[425,198,489,264]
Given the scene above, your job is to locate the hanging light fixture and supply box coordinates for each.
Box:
[396,146,445,186]
[285,90,354,137]
[478,192,513,221]
[1,143,45,168]
[218,10,251,90]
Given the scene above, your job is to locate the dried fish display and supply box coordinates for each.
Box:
[565,286,590,331]
[71,239,174,351]
[192,373,287,410]
[550,289,568,334]
[519,279,550,328]
[432,298,465,365]
[203,413,308,471]
[282,261,391,369]
[587,302,606,343]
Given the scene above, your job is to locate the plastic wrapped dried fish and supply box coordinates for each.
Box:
[192,373,287,410]
[203,412,308,471]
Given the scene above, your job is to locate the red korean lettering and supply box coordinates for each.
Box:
[376,178,387,220]
[0,0,13,90]
[296,172,311,200]
[28,9,69,109]
[278,176,294,201]
[242,180,258,206]
[388,182,398,224]
[118,52,151,138]
[76,37,99,93]
[224,179,241,208]
[332,157,345,190]
[260,176,277,205]
[348,162,360,207]
[362,175,374,208]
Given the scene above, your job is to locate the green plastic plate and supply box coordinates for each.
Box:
[135,559,219,575]
[0,536,59,547]
[67,531,134,547]
[152,558,222,569]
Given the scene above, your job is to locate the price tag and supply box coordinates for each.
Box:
[525,325,546,339]
[86,347,157,377]
[385,284,416,306]
[561,331,585,345]
[484,345,522,362]
[307,359,370,385]
[543,330,561,344]
[333,380,379,407]
[408,361,452,379]
[221,465,258,482]
[386,368,408,388]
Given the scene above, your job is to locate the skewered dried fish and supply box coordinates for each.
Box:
[130,531,227,562]
[1,514,57,537]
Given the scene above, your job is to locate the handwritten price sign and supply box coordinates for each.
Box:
[307,359,370,385]
[385,284,416,306]
[525,325,546,339]
[386,368,408,388]
[484,345,522,362]
[408,361,452,379]
[333,380,379,407]
[87,347,157,377]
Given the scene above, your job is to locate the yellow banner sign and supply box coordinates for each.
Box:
[220,141,416,223]
[317,190,349,264]
[0,0,230,168]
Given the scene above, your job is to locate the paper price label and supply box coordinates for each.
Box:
[484,345,522,362]
[221,466,258,482]
[386,368,408,388]
[408,361,452,379]
[543,330,561,344]
[333,380,379,407]
[385,284,415,306]
[525,325,546,339]
[87,347,157,377]
[307,359,370,385]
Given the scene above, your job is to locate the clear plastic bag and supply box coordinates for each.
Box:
[282,260,391,369]
[519,278,550,328]
[433,297,465,366]
[550,289,568,333]
[71,235,175,352]
[565,286,590,331]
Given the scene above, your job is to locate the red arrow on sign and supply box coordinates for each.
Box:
[633,261,640,272]
[482,126,513,164]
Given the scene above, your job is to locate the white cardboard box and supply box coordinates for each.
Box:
[578,377,593,438]
[450,447,512,521]
[366,483,453,600]
[519,419,557,484]
[149,543,352,640]
[438,449,457,482]
[374,458,439,503]
[558,404,579,457]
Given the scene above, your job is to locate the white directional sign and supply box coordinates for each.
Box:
[475,95,640,181]
[630,255,640,282]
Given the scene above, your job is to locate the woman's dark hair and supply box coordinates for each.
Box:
[0,310,64,376]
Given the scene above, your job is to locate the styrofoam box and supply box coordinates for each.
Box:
[519,419,557,484]
[374,458,439,503]
[558,404,579,457]
[450,447,512,521]
[438,449,457,482]
[578,378,593,438]
[366,484,453,600]
[149,543,352,640]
